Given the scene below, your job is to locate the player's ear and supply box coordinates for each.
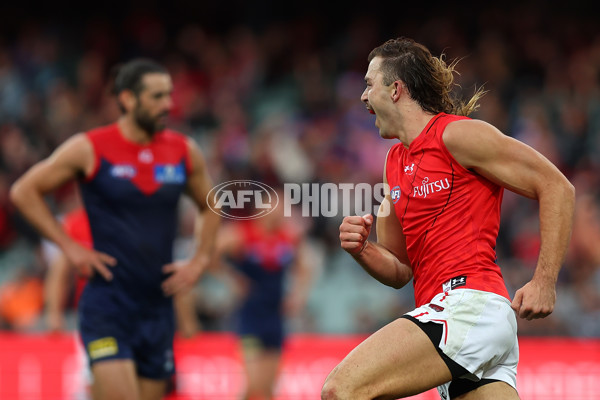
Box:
[118,89,137,113]
[391,81,403,102]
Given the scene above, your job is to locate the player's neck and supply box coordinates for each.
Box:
[397,105,437,148]
[117,117,154,145]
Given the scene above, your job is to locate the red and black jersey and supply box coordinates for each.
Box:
[386,113,509,306]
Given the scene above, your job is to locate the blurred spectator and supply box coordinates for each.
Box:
[217,200,313,400]
[0,268,43,330]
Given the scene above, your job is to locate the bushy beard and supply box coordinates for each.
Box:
[134,106,168,136]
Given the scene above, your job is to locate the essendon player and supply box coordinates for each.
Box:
[324,38,575,400]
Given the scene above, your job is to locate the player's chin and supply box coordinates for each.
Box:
[374,119,389,138]
[378,128,394,139]
[154,115,169,131]
[153,122,167,133]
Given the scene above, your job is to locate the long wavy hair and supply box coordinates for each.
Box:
[368,37,485,117]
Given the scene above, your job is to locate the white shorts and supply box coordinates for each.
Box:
[405,289,518,399]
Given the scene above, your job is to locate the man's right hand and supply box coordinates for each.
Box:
[339,214,373,255]
[63,241,117,281]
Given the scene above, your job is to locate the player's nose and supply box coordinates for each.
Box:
[360,88,368,103]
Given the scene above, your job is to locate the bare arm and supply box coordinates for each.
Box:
[10,134,91,249]
[339,157,413,289]
[173,290,201,338]
[10,134,116,279]
[444,119,575,319]
[162,138,221,295]
[283,240,314,316]
[185,137,221,263]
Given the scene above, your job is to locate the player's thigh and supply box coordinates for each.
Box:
[173,289,200,338]
[138,376,169,400]
[322,317,452,400]
[91,359,139,400]
[258,349,281,385]
[241,337,281,391]
[246,350,281,391]
[455,381,520,400]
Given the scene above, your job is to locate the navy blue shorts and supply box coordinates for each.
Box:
[78,307,175,380]
[238,313,284,350]
[239,328,284,350]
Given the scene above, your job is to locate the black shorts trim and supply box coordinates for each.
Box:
[449,378,500,398]
[401,315,468,378]
[400,315,499,398]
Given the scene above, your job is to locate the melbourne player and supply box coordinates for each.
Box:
[11,59,220,400]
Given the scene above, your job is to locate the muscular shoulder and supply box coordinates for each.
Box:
[31,132,96,180]
[51,133,94,166]
[442,118,505,170]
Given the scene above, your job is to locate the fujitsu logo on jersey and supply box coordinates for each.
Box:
[412,176,450,198]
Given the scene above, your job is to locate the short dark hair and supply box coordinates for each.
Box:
[111,58,168,96]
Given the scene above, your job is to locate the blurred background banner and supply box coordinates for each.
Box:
[0,333,598,399]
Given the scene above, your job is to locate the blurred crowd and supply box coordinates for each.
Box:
[0,1,599,337]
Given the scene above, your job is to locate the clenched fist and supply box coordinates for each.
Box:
[339,214,373,255]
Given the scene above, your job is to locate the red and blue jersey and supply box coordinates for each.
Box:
[78,123,191,313]
[232,220,298,345]
[235,220,297,309]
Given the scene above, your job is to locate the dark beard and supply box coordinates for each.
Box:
[134,107,167,135]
